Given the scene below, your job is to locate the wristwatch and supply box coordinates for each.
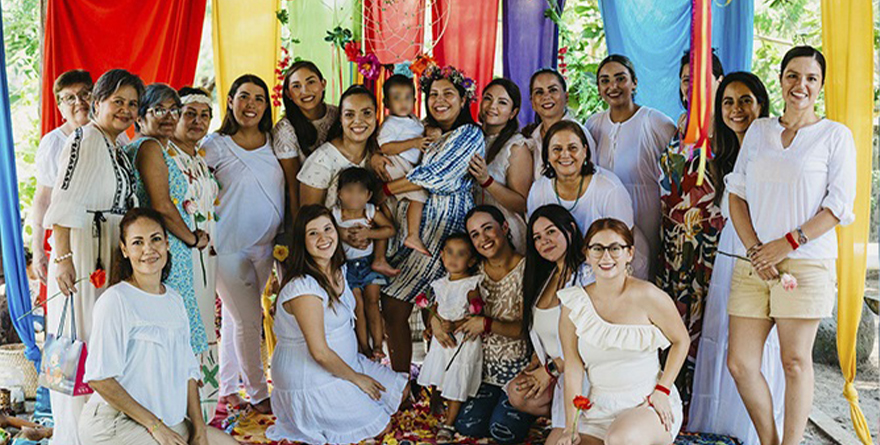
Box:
[796,226,809,246]
[545,360,561,379]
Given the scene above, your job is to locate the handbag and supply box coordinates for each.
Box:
[38,293,93,396]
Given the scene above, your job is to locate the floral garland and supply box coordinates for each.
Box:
[418,64,477,101]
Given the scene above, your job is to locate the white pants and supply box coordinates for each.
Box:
[215,244,273,403]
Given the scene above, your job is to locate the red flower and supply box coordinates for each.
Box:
[573,395,593,411]
[345,40,362,62]
[414,293,430,309]
[410,53,437,77]
[558,46,569,55]
[89,268,107,289]
[468,296,484,315]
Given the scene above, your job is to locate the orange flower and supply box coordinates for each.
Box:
[410,54,437,77]
[89,268,107,289]
[573,395,593,410]
[273,245,289,262]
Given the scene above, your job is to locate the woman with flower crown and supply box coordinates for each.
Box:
[370,64,486,380]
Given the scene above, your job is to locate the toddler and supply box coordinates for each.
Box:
[332,167,397,359]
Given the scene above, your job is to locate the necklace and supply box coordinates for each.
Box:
[553,175,585,211]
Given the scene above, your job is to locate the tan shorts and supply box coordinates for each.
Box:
[728,258,836,320]
[79,399,191,445]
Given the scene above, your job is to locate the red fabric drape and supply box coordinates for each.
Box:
[41,0,206,136]
[431,0,499,119]
[364,0,425,65]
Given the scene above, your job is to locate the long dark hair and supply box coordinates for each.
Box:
[218,74,273,135]
[522,204,585,335]
[422,77,477,132]
[712,72,770,205]
[679,49,724,109]
[326,85,380,155]
[482,78,522,165]
[279,205,347,308]
[541,120,596,178]
[283,61,326,156]
[111,208,172,286]
[522,68,567,136]
[464,205,515,260]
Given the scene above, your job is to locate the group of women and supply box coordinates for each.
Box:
[29,43,855,445]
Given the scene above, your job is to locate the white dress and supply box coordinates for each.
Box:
[526,167,650,279]
[528,263,594,428]
[83,282,200,427]
[474,133,531,254]
[297,141,369,209]
[36,128,129,188]
[417,274,484,402]
[528,110,596,181]
[687,195,785,443]
[558,286,683,440]
[43,124,136,445]
[267,272,408,444]
[586,107,676,278]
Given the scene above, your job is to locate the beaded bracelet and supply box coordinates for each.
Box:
[53,252,73,264]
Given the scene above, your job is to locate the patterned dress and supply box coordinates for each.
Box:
[480,258,529,386]
[656,132,725,420]
[384,124,485,302]
[127,138,217,355]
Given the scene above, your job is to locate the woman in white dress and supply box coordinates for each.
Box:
[298,85,376,210]
[45,68,144,445]
[585,55,676,279]
[469,78,533,254]
[267,205,408,444]
[203,74,282,414]
[523,69,595,180]
[79,208,237,445]
[526,120,649,279]
[688,71,785,444]
[508,204,593,444]
[557,218,689,445]
[726,46,856,445]
[31,70,93,285]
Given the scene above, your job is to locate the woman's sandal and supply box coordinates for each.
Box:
[436,424,455,443]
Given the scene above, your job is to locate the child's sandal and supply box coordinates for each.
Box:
[436,424,455,443]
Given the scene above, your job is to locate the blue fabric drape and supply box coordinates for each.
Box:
[599,0,754,119]
[0,12,39,367]
[502,0,565,127]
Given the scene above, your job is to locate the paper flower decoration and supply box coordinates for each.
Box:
[345,40,362,62]
[410,53,437,77]
[356,53,381,80]
[780,273,798,291]
[273,245,289,262]
[90,267,106,289]
[393,62,414,78]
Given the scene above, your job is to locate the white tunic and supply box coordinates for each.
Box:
[203,133,284,253]
[297,141,369,209]
[84,282,200,427]
[332,203,376,259]
[474,133,531,254]
[586,107,676,276]
[35,128,68,188]
[725,118,856,259]
[526,167,649,279]
[528,110,596,181]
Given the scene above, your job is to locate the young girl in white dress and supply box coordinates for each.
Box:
[417,233,484,440]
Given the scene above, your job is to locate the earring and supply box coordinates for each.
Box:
[626,263,634,276]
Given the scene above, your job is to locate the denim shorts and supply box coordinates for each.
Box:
[346,256,388,290]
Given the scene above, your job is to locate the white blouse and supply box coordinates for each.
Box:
[35,127,68,188]
[725,118,856,259]
[203,133,284,253]
[271,105,339,163]
[84,282,200,427]
[332,203,376,260]
[297,141,368,209]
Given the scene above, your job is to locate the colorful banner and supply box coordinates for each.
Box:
[431,0,500,118]
[364,0,425,65]
[598,0,754,119]
[821,1,874,443]
[288,0,362,105]
[212,0,281,120]
[502,0,564,127]
[41,0,207,135]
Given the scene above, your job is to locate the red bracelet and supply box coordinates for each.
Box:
[784,232,799,250]
[480,176,494,188]
[483,317,493,334]
[382,182,394,197]
[654,384,671,396]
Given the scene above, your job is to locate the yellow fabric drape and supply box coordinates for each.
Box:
[211,0,281,120]
[821,1,874,443]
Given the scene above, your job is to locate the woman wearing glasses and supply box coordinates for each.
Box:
[556,218,688,445]
[127,84,215,360]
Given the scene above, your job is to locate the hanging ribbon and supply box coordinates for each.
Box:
[682,0,713,185]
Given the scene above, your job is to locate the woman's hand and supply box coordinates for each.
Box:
[648,390,674,432]
[523,365,553,399]
[556,429,580,445]
[468,154,491,185]
[750,238,792,273]
[369,154,393,182]
[511,371,537,397]
[150,423,188,445]
[455,316,486,341]
[194,230,210,250]
[429,316,457,348]
[352,373,386,400]
[33,248,49,284]
[54,258,77,296]
[347,225,371,247]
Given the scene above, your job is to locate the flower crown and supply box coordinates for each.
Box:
[419,64,477,102]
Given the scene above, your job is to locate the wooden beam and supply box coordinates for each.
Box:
[810,406,864,445]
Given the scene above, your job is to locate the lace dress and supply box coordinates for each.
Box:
[480,258,529,387]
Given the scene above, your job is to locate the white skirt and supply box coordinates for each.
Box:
[687,222,786,444]
[417,331,483,402]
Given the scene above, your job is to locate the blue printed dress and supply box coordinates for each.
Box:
[127,138,210,355]
[384,124,485,302]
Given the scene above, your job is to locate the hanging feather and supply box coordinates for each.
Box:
[683,0,713,185]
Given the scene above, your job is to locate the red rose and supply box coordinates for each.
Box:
[89,268,107,289]
[573,395,593,411]
[414,293,430,309]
